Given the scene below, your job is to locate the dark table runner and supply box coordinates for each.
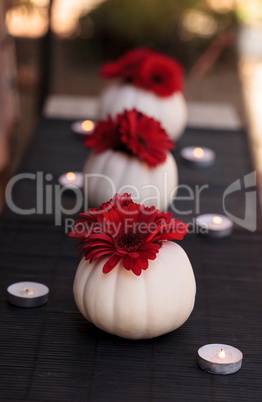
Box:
[1,119,262,401]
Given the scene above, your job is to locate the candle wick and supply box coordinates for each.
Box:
[219,348,226,359]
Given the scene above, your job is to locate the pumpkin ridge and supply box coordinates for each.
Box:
[96,149,113,174]
[121,85,137,114]
[160,242,195,329]
[82,258,101,322]
[111,85,128,116]
[159,242,175,281]
[84,149,112,199]
[158,94,169,125]
[101,149,122,187]
[141,267,149,338]
[93,258,120,333]
[140,89,160,122]
[106,259,119,334]
[122,154,148,196]
[99,84,187,140]
[74,258,93,319]
[114,151,131,191]
[103,150,129,190]
[158,242,180,311]
[112,261,122,335]
[94,150,118,205]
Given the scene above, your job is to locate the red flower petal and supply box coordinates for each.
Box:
[103,254,122,274]
[86,108,174,167]
[87,233,114,243]
[136,257,149,271]
[123,255,142,276]
[100,47,184,97]
[100,48,154,80]
[85,249,113,260]
[138,55,184,97]
[85,116,121,153]
[69,194,189,276]
[139,243,160,258]
[132,264,142,276]
[118,109,174,167]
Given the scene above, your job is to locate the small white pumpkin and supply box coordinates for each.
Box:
[83,149,178,210]
[98,83,187,141]
[73,241,196,339]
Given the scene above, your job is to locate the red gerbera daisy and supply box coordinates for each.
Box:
[100,48,154,81]
[69,193,189,276]
[85,109,174,167]
[85,115,121,154]
[100,47,184,97]
[138,55,184,97]
[117,109,174,166]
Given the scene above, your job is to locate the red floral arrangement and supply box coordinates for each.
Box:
[69,193,189,276]
[100,48,184,97]
[86,108,174,167]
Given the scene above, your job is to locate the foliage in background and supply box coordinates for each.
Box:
[236,0,262,24]
[9,0,243,67]
[78,0,238,66]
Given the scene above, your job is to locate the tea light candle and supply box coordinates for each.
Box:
[71,120,95,136]
[198,344,243,375]
[180,147,215,168]
[196,213,233,238]
[58,171,83,189]
[7,281,49,308]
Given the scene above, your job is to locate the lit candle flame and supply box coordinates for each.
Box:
[193,147,204,159]
[21,288,35,296]
[219,348,226,359]
[212,216,223,225]
[81,120,95,132]
[66,172,76,182]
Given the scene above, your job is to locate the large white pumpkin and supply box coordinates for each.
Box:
[73,241,196,339]
[98,83,187,141]
[83,149,178,210]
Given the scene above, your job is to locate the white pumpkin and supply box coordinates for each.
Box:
[98,83,187,141]
[73,241,196,339]
[83,149,178,210]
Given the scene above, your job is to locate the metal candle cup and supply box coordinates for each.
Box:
[71,120,95,136]
[180,147,215,168]
[196,214,233,238]
[7,282,49,308]
[198,344,243,375]
[58,172,83,189]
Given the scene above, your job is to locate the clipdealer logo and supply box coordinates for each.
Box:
[5,171,257,232]
[223,171,257,232]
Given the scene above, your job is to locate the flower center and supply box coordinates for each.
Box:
[152,74,163,83]
[137,136,147,146]
[114,232,144,252]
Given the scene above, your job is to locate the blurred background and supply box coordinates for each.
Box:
[1,0,262,209]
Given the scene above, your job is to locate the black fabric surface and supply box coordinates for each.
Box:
[1,119,262,401]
